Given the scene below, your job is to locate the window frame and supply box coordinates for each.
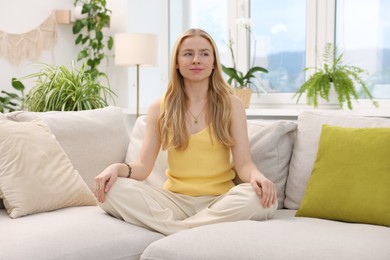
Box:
[167,0,390,113]
[240,0,338,108]
[240,0,389,111]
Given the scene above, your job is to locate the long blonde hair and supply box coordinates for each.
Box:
[158,28,234,150]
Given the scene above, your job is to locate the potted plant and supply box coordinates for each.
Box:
[222,63,268,108]
[222,18,268,108]
[0,78,26,112]
[294,43,378,110]
[16,61,116,112]
[72,0,113,79]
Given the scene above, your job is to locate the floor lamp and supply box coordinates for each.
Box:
[115,33,159,117]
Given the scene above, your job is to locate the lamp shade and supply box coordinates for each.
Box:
[114,33,159,66]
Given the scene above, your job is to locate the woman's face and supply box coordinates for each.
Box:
[176,35,215,85]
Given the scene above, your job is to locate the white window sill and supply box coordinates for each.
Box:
[247,95,390,120]
[245,107,390,120]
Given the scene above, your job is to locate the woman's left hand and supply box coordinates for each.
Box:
[250,173,277,208]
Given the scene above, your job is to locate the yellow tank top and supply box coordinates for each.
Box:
[163,126,235,196]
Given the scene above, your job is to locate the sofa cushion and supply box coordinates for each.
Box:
[141,212,390,260]
[0,113,5,210]
[285,110,390,209]
[0,206,164,260]
[246,120,297,208]
[126,115,168,188]
[126,116,297,209]
[7,106,129,190]
[296,125,390,227]
[0,120,96,218]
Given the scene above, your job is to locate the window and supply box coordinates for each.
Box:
[250,0,306,94]
[169,0,228,66]
[336,0,390,99]
[168,0,390,110]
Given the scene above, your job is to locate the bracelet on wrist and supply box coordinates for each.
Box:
[123,163,132,178]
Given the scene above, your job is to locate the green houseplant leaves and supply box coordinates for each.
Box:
[222,65,268,89]
[294,43,378,110]
[0,78,26,112]
[222,19,268,91]
[17,61,116,112]
[72,0,113,78]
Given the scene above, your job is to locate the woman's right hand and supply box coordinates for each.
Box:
[94,163,121,203]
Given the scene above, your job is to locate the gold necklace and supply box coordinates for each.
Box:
[188,104,206,124]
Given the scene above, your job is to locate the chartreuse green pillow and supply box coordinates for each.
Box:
[295,124,390,227]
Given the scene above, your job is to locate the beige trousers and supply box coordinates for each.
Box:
[99,178,277,235]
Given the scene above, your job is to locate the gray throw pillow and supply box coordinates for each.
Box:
[244,120,297,209]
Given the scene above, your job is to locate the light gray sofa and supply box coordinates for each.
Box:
[0,106,389,260]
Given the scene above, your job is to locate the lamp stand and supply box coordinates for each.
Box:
[136,64,140,117]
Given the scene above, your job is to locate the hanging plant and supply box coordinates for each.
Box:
[72,0,113,79]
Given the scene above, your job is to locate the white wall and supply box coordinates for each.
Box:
[0,0,167,113]
[0,0,76,100]
[125,0,168,114]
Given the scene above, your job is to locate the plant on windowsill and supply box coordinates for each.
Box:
[222,18,268,108]
[15,61,116,112]
[294,43,378,110]
[72,0,113,80]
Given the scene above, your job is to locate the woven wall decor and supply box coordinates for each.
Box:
[0,12,57,65]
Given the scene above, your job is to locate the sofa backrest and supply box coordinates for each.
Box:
[5,106,130,191]
[126,116,297,209]
[126,115,168,188]
[285,110,390,209]
[0,113,5,209]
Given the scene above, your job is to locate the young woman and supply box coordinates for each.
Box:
[94,28,277,235]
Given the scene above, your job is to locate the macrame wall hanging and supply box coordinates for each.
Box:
[0,11,57,66]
